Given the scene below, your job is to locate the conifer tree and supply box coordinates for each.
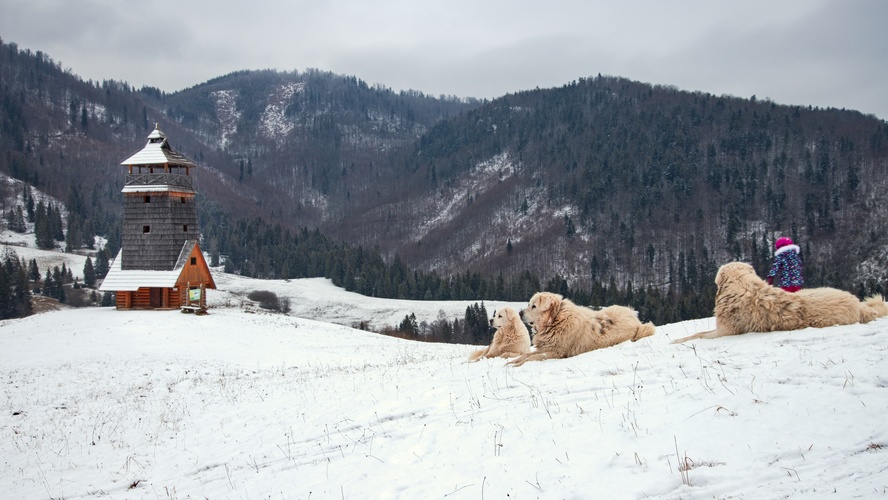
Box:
[24,185,35,222]
[65,218,80,252]
[28,259,39,282]
[94,248,109,279]
[42,269,53,296]
[398,313,418,336]
[0,262,11,319]
[52,205,64,241]
[82,219,95,249]
[5,207,26,233]
[465,302,490,344]
[35,201,54,249]
[83,257,96,288]
[11,257,31,317]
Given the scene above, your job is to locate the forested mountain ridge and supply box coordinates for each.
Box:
[160,69,478,220]
[3,37,888,321]
[0,38,476,242]
[335,76,888,296]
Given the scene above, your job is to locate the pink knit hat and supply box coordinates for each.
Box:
[775,237,793,250]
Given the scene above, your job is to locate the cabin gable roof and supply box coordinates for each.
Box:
[99,241,216,292]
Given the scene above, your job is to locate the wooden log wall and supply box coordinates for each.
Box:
[115,287,182,309]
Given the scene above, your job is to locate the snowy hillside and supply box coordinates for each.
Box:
[212,274,526,330]
[2,274,887,499]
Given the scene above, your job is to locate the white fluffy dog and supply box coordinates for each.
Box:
[468,307,531,361]
[508,292,656,366]
[674,262,888,343]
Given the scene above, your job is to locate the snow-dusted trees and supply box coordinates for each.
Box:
[0,249,31,319]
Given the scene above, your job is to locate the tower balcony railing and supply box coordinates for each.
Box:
[125,173,195,191]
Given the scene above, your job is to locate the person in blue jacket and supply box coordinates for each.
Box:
[767,236,804,292]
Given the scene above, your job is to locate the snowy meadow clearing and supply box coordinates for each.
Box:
[2,275,888,499]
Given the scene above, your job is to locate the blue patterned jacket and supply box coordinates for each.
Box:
[767,245,804,288]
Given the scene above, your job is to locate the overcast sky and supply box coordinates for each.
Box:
[2,0,886,119]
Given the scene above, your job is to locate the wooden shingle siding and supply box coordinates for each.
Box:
[122,191,199,271]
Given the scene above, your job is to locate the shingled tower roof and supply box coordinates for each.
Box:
[120,125,198,168]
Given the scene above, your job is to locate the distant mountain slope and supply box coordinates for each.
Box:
[160,69,478,220]
[333,76,888,295]
[0,38,476,238]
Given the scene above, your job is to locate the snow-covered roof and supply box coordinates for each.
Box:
[99,241,197,291]
[120,125,198,168]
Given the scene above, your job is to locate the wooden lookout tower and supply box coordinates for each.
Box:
[99,125,216,310]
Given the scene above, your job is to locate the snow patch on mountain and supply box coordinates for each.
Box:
[413,153,516,241]
[86,101,107,124]
[390,152,592,281]
[210,89,240,149]
[260,81,304,145]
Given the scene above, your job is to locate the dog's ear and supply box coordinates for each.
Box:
[715,267,727,288]
[715,264,738,288]
[504,307,517,321]
[537,294,556,312]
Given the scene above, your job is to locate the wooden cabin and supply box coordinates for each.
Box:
[99,126,216,310]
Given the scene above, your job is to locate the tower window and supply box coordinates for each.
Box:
[180,197,186,203]
[143,195,151,203]
[190,257,197,265]
[143,225,150,233]
[183,224,188,232]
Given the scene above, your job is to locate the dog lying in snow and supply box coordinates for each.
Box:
[673,262,888,343]
[507,292,656,366]
[467,307,531,361]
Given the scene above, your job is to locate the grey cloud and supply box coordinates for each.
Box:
[1,0,885,118]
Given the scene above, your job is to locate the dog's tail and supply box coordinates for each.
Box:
[467,348,487,362]
[861,295,888,323]
[632,322,656,341]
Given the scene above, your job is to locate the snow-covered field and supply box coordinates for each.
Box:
[1,232,90,278]
[2,273,888,499]
[212,273,526,330]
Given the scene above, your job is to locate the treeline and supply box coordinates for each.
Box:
[0,238,112,319]
[3,181,121,257]
[210,210,884,327]
[207,216,720,324]
[380,302,494,345]
[0,249,31,319]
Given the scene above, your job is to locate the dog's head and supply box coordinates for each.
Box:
[519,292,562,330]
[715,262,757,290]
[490,307,519,329]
